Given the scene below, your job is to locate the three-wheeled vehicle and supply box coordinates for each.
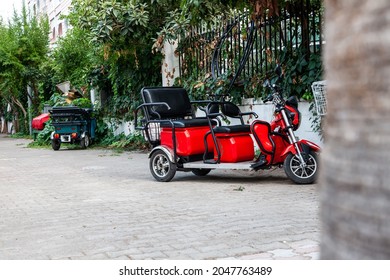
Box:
[50,106,96,150]
[135,77,321,184]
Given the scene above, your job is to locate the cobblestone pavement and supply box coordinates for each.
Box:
[0,135,320,260]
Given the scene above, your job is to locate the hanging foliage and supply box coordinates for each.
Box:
[250,0,280,18]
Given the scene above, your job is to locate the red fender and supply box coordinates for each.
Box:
[281,139,321,158]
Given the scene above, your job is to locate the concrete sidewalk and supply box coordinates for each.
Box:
[0,135,320,260]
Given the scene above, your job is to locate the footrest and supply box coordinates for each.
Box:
[250,155,268,170]
[203,159,219,164]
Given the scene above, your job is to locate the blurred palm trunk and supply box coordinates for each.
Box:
[321,0,390,259]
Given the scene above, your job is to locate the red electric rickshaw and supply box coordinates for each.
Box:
[135,69,320,184]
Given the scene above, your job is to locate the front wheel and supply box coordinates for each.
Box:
[284,150,319,184]
[149,150,176,182]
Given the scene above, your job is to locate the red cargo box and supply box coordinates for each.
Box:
[214,133,254,163]
[161,126,213,156]
[32,113,50,130]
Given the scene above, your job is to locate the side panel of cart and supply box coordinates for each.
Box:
[49,106,96,150]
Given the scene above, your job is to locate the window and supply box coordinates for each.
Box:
[58,23,62,37]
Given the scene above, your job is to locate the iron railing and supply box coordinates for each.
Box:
[178,0,324,82]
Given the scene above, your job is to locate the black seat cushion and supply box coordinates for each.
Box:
[213,125,251,134]
[160,118,217,128]
[221,102,241,117]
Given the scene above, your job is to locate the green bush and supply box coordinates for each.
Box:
[98,132,149,151]
[72,98,92,108]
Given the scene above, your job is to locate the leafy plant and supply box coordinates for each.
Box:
[308,102,324,140]
[46,93,67,107]
[72,98,92,108]
[51,28,99,89]
[34,119,54,145]
[279,47,323,100]
[64,0,176,122]
[97,131,148,151]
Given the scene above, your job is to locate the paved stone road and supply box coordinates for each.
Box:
[0,135,320,260]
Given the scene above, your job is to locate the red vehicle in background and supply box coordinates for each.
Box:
[32,113,50,139]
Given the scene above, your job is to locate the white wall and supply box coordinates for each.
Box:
[162,41,180,86]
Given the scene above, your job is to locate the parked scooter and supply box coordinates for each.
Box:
[135,66,320,184]
[249,65,321,183]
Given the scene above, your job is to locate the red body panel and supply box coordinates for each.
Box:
[270,105,300,131]
[32,113,50,130]
[251,121,273,154]
[214,133,254,163]
[251,120,290,164]
[299,139,321,152]
[161,126,213,156]
[285,104,300,129]
[280,139,321,158]
[271,134,290,164]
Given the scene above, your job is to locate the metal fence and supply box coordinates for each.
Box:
[178,0,324,81]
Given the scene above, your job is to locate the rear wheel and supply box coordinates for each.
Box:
[192,169,211,176]
[284,150,318,184]
[80,134,90,149]
[149,150,176,182]
[51,140,61,151]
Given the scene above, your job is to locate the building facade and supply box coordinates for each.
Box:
[27,0,72,47]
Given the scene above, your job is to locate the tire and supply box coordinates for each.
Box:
[80,134,90,149]
[149,150,176,182]
[284,150,319,184]
[192,169,211,176]
[51,140,61,151]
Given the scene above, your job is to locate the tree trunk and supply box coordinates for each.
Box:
[12,96,28,133]
[1,117,8,134]
[321,0,390,259]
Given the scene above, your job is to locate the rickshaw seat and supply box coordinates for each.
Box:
[141,87,194,119]
[141,86,216,127]
[251,120,275,155]
[213,125,250,134]
[160,118,216,128]
[205,102,251,134]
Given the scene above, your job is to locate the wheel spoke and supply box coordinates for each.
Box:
[150,151,177,182]
[306,165,316,172]
[152,153,172,178]
[290,154,317,179]
[291,166,301,173]
[301,167,308,177]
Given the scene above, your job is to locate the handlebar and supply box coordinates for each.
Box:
[263,94,273,103]
[262,78,285,106]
